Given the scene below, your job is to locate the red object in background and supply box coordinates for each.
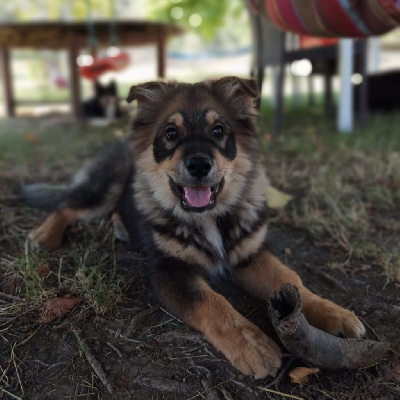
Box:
[53,76,69,89]
[299,36,339,49]
[79,51,130,80]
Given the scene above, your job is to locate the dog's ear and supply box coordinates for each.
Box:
[126,81,178,104]
[207,76,259,100]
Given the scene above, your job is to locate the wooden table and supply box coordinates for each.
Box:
[0,21,184,118]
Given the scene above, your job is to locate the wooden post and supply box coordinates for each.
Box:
[308,75,315,107]
[324,62,334,117]
[157,31,166,79]
[0,46,15,117]
[274,62,284,135]
[358,39,368,127]
[68,39,81,119]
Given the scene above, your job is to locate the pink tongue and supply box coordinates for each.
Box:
[184,186,212,208]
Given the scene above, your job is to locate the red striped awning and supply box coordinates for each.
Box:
[247,0,400,37]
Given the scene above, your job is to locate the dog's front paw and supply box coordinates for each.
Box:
[214,320,282,379]
[303,294,365,338]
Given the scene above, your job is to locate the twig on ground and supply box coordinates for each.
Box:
[27,359,68,369]
[71,323,113,394]
[231,378,255,394]
[153,330,205,344]
[106,342,122,358]
[1,388,23,400]
[265,356,295,389]
[160,306,184,323]
[257,386,304,400]
[11,344,24,395]
[301,263,347,292]
[359,317,384,342]
[220,388,234,400]
[135,376,191,394]
[0,291,22,302]
[141,318,174,333]
[201,379,220,400]
[123,305,160,337]
[186,376,235,400]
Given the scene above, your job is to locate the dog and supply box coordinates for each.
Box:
[20,77,365,378]
[82,80,123,119]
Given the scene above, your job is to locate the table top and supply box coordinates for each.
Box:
[0,20,185,48]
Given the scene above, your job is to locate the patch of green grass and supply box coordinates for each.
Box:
[0,117,126,175]
[70,241,126,314]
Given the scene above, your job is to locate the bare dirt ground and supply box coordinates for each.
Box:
[0,114,399,399]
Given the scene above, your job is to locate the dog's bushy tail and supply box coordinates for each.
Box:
[18,183,69,211]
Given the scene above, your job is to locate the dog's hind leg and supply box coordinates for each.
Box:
[29,208,80,251]
[23,139,133,251]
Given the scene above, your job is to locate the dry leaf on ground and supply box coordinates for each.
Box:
[25,132,39,143]
[38,297,83,324]
[36,264,50,277]
[265,185,293,209]
[289,367,320,384]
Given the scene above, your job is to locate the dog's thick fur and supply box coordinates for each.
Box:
[20,77,365,378]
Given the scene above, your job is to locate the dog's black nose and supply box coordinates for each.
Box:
[185,156,212,179]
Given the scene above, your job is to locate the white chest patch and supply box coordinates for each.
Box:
[203,219,226,262]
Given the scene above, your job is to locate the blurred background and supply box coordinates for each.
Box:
[0,4,399,399]
[0,0,399,120]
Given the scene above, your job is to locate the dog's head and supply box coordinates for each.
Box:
[127,77,259,218]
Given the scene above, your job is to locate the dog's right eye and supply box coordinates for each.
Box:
[166,127,179,141]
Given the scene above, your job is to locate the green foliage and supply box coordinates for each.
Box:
[145,0,246,41]
[0,0,111,21]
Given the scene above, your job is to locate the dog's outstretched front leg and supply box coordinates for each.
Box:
[152,257,281,378]
[235,250,365,338]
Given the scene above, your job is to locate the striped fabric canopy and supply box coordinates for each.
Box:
[247,0,400,37]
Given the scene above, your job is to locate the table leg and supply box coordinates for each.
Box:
[358,39,368,127]
[0,47,15,117]
[68,42,81,119]
[157,33,166,79]
[338,39,354,133]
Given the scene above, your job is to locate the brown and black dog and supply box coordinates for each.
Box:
[20,77,365,378]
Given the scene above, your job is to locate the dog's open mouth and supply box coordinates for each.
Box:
[170,178,223,211]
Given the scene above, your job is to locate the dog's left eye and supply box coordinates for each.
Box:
[166,127,179,141]
[212,125,224,140]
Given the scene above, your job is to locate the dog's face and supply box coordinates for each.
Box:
[127,77,259,219]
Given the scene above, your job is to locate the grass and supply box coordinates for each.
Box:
[258,103,400,279]
[0,99,399,399]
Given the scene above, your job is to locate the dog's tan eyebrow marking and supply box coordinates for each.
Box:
[205,110,220,125]
[167,112,184,127]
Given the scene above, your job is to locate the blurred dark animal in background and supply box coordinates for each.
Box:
[355,70,400,112]
[82,80,123,119]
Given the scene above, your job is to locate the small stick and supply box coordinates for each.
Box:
[0,291,22,301]
[71,324,113,394]
[258,387,304,400]
[301,263,347,292]
[185,377,235,400]
[268,284,390,369]
[124,305,160,337]
[106,342,122,358]
[264,357,295,389]
[152,330,205,344]
[141,318,174,333]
